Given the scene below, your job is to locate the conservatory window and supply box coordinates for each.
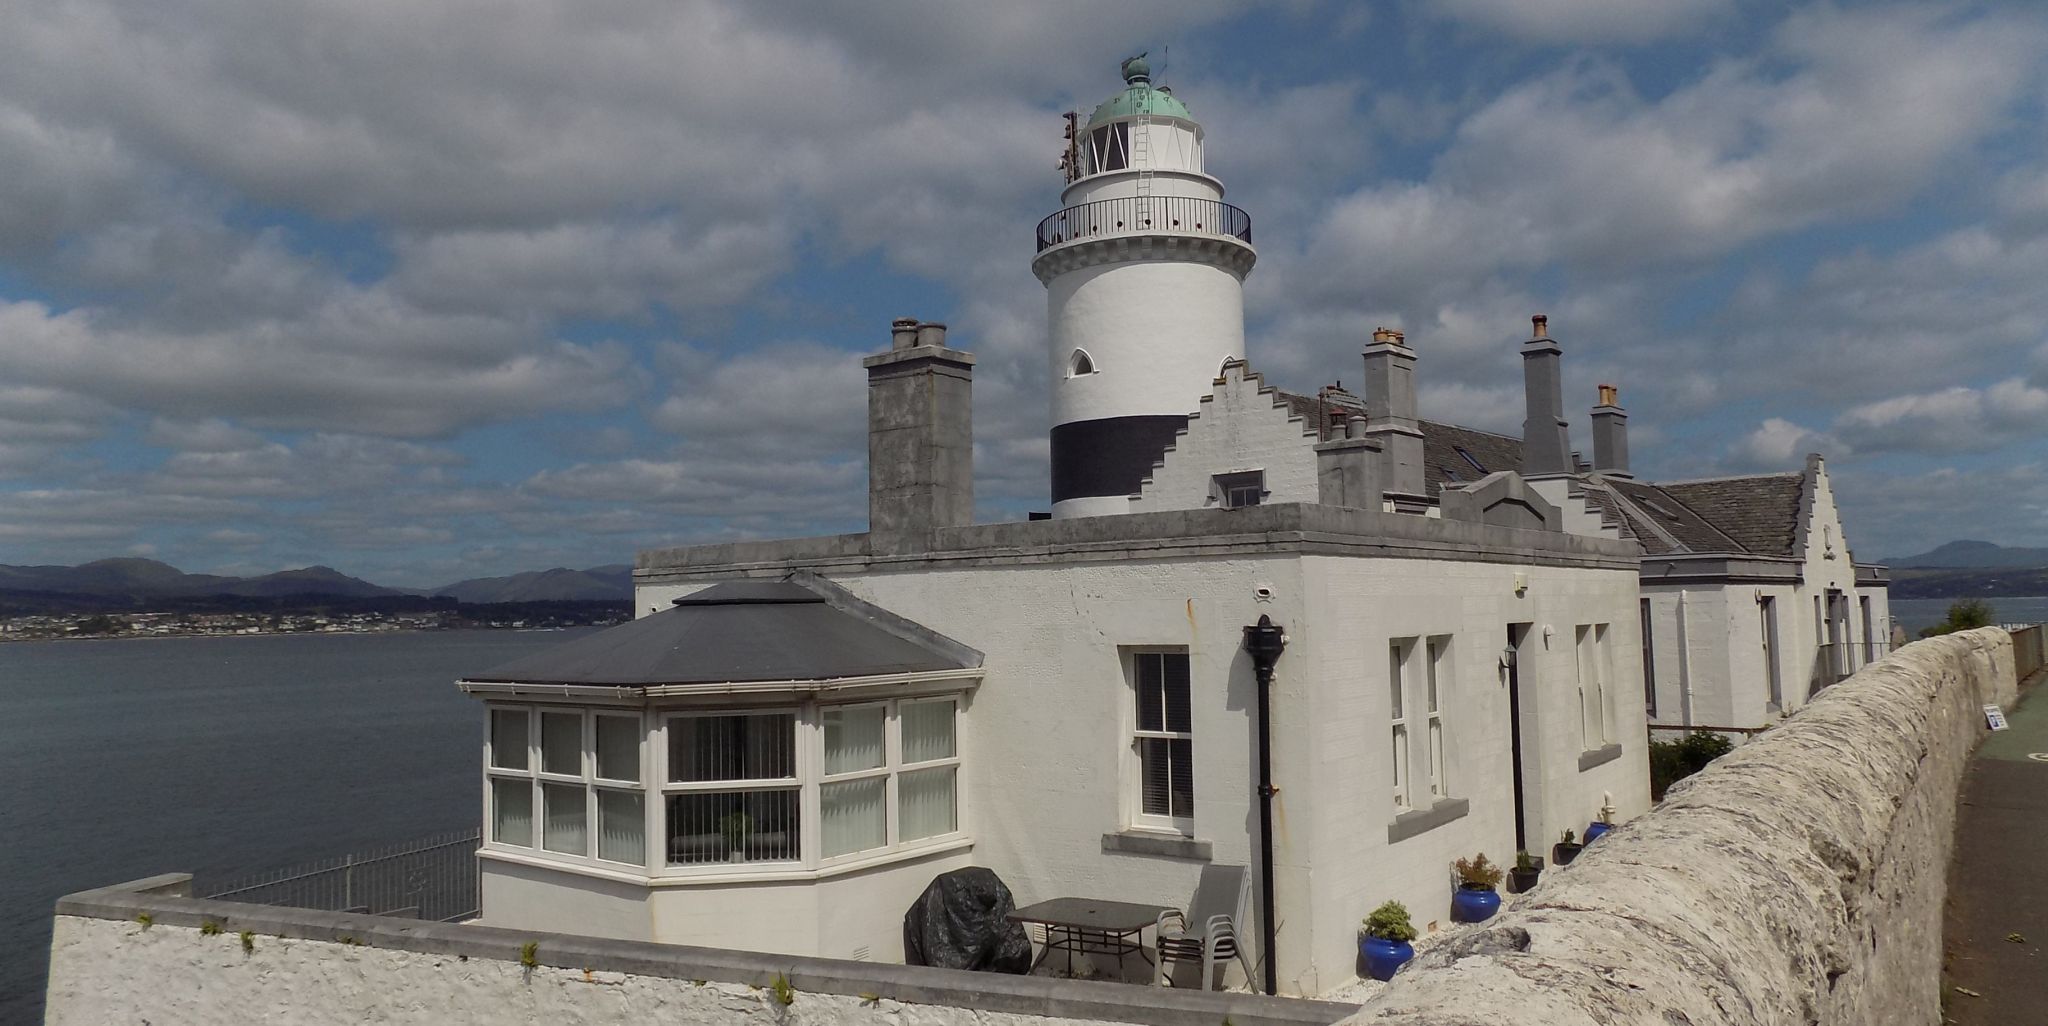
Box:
[666,712,800,865]
[485,706,647,867]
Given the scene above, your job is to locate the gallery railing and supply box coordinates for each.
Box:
[1035,196,1252,252]
[204,829,480,922]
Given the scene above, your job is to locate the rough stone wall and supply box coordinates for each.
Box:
[1342,628,2015,1026]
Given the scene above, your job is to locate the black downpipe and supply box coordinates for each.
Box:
[1242,615,1288,996]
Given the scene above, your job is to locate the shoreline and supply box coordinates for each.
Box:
[0,624,598,645]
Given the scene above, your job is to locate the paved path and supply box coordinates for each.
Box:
[1944,674,2048,1024]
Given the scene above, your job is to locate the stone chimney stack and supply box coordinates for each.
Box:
[1361,327,1425,510]
[865,318,974,546]
[1316,414,1384,510]
[1591,383,1630,478]
[1519,314,1573,477]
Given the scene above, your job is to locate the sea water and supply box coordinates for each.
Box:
[0,628,593,1023]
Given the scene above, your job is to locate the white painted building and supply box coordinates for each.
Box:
[457,59,1653,998]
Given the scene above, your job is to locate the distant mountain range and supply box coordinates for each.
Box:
[1883,540,2048,569]
[0,558,632,604]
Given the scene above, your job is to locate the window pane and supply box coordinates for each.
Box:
[1392,725,1409,808]
[900,766,957,840]
[489,709,529,771]
[541,712,581,776]
[491,778,532,847]
[1388,643,1405,719]
[821,777,888,858]
[1162,655,1191,733]
[665,789,800,865]
[596,788,645,866]
[594,716,640,782]
[901,699,957,763]
[823,706,885,775]
[1135,654,1164,732]
[669,713,795,782]
[541,782,587,855]
[1139,737,1194,820]
[1426,640,1441,713]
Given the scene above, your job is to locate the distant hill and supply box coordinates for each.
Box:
[1884,540,2048,569]
[0,557,634,612]
[0,558,399,600]
[1890,567,2048,600]
[431,565,632,603]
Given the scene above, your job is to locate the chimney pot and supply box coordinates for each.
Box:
[1598,383,1618,407]
[1346,414,1367,440]
[891,317,919,350]
[1531,314,1548,338]
[916,322,948,348]
[1372,327,1390,343]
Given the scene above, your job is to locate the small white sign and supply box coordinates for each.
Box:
[1984,705,2010,731]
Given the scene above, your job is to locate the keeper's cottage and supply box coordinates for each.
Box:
[458,57,1656,997]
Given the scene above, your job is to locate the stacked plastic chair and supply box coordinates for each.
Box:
[1155,864,1254,989]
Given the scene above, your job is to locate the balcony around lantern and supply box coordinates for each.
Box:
[1034,195,1252,254]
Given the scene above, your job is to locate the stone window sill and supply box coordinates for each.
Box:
[1578,743,1623,771]
[1386,797,1469,844]
[1101,830,1213,861]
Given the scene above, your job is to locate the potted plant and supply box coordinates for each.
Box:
[1553,829,1584,866]
[1509,850,1543,894]
[1584,798,1618,844]
[1359,901,1418,981]
[719,811,753,860]
[1450,854,1503,923]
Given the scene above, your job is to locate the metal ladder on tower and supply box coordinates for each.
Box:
[1132,111,1154,229]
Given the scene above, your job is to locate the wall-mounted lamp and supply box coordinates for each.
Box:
[1513,571,1528,596]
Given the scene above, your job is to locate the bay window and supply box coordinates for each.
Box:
[485,694,963,876]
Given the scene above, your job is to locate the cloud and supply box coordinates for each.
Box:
[1429,0,1735,44]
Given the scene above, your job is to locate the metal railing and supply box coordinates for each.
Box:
[1809,640,1894,696]
[205,829,480,922]
[1034,196,1251,252]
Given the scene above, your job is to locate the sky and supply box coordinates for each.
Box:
[1,0,2045,587]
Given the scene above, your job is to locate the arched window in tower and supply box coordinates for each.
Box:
[1068,349,1097,378]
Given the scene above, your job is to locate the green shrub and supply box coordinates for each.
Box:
[1362,900,1418,942]
[1650,731,1735,798]
[1919,599,1995,638]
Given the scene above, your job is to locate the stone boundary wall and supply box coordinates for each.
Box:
[45,875,1354,1026]
[1343,627,2017,1026]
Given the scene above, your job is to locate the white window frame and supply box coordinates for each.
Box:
[1389,638,1413,812]
[662,707,804,869]
[814,697,964,866]
[1424,635,1449,801]
[483,704,650,870]
[1127,649,1195,836]
[1576,624,1611,750]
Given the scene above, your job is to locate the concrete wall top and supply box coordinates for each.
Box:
[636,502,1641,582]
[48,878,1354,1026]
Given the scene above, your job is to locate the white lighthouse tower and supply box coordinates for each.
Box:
[1033,55,1257,518]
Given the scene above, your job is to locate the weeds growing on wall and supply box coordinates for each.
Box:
[1650,731,1735,799]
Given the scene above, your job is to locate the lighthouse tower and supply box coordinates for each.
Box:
[1033,55,1257,518]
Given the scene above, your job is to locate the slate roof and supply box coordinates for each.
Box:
[1658,475,1805,558]
[1420,421,1524,496]
[1268,389,1813,558]
[466,577,979,688]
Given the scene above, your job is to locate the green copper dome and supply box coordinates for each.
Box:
[1086,55,1193,128]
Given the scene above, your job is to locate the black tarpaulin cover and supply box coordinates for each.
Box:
[902,867,1032,973]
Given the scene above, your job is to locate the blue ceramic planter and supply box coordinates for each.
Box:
[1451,884,1501,923]
[1584,821,1613,844]
[1359,935,1414,981]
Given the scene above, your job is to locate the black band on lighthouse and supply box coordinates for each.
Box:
[1050,416,1190,503]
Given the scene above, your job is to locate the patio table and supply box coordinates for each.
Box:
[1008,897,1173,980]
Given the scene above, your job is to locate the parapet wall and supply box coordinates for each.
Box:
[1345,627,2017,1026]
[44,876,1352,1026]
